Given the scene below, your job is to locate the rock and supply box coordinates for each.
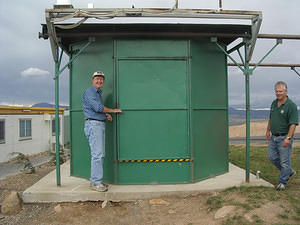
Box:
[244,213,254,223]
[102,200,108,208]
[149,199,170,206]
[214,206,235,219]
[1,192,22,215]
[54,204,62,213]
[168,209,176,214]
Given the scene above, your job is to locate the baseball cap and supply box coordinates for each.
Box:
[92,71,105,79]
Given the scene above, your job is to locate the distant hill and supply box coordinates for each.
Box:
[229,107,300,125]
[229,107,269,120]
[31,102,69,110]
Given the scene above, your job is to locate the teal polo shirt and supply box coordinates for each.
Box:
[269,97,299,134]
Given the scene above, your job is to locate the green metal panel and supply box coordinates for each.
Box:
[192,110,228,181]
[190,39,228,181]
[70,112,90,178]
[118,60,187,109]
[63,115,70,147]
[118,162,190,184]
[117,40,189,57]
[191,40,227,108]
[118,111,189,160]
[70,39,115,183]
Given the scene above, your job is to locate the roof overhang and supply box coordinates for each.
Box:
[41,23,252,54]
[40,8,262,62]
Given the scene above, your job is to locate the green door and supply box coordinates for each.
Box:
[118,59,189,160]
[116,40,191,184]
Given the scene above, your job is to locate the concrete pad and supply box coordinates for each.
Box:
[22,161,273,203]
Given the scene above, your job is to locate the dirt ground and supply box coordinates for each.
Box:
[0,121,299,225]
[0,164,298,225]
[0,165,298,225]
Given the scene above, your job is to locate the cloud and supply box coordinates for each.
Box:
[21,67,50,77]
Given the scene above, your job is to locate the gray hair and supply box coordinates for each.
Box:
[274,81,287,91]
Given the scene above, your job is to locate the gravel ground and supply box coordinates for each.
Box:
[0,162,56,225]
[0,161,298,225]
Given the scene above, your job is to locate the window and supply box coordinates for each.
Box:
[19,119,32,139]
[0,119,4,143]
[52,117,60,136]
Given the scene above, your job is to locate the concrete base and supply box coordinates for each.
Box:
[22,161,273,203]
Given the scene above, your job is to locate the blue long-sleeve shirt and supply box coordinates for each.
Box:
[82,86,106,120]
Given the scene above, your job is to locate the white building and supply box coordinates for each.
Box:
[0,106,65,163]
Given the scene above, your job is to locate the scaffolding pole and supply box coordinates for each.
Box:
[53,40,93,186]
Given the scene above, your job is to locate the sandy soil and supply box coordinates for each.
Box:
[229,121,300,138]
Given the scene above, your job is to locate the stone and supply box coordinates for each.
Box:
[102,200,108,208]
[214,206,235,219]
[149,199,170,206]
[54,204,62,213]
[1,192,22,215]
[244,213,254,223]
[168,209,176,214]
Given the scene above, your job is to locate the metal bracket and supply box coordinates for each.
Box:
[251,38,282,71]
[213,37,246,73]
[291,66,300,77]
[54,38,94,79]
[227,41,245,54]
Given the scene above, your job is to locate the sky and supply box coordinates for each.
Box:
[0,0,300,109]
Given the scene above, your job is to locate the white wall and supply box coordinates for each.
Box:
[0,114,63,163]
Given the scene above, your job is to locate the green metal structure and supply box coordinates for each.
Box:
[42,7,265,185]
[53,27,237,184]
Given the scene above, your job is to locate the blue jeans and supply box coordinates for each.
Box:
[268,135,294,185]
[84,120,105,185]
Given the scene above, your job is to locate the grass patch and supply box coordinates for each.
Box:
[229,145,300,187]
[206,195,223,210]
[278,213,289,219]
[231,202,253,211]
[222,215,244,225]
[272,224,293,225]
[252,214,264,224]
[292,215,300,221]
[228,145,300,223]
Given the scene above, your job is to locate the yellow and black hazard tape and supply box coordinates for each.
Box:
[118,158,191,163]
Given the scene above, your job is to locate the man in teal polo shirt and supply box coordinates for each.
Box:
[266,81,298,190]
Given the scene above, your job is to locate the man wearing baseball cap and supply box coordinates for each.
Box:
[82,71,122,192]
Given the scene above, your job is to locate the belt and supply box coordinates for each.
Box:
[272,133,287,137]
[86,118,106,122]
